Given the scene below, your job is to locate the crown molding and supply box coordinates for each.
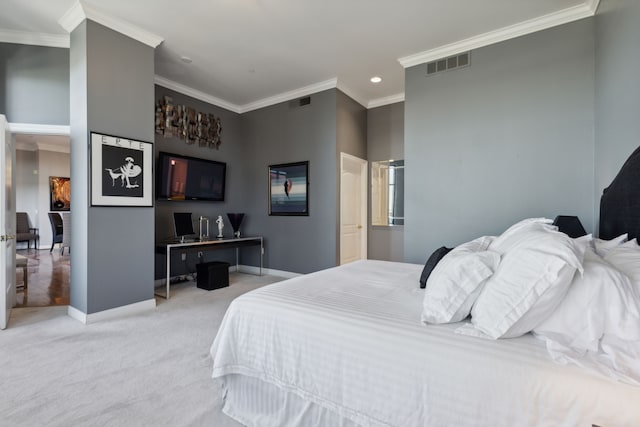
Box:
[335,82,368,109]
[587,0,601,14]
[154,76,242,114]
[240,78,338,113]
[8,123,71,135]
[0,28,69,48]
[59,1,163,48]
[399,2,597,68]
[37,141,70,154]
[368,93,405,109]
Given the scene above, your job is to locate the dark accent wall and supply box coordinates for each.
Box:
[0,43,69,125]
[594,0,640,233]
[404,18,595,264]
[153,85,243,278]
[240,89,338,273]
[367,102,404,261]
[70,20,155,314]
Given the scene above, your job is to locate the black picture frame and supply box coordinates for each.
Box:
[268,161,309,216]
[90,132,153,207]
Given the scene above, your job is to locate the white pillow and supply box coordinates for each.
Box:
[421,236,501,324]
[470,222,588,339]
[488,218,554,254]
[534,247,640,353]
[604,238,640,284]
[593,233,628,257]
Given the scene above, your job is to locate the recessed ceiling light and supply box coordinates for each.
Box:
[180,56,193,64]
[370,76,382,83]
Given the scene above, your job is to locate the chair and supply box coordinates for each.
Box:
[48,213,64,252]
[61,213,71,255]
[16,212,39,250]
[15,254,28,291]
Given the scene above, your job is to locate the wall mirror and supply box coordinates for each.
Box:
[371,159,404,226]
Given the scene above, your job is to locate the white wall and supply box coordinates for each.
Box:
[37,150,70,249]
[16,148,70,250]
[15,150,39,249]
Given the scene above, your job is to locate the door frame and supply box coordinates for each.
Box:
[1,115,16,329]
[339,152,368,265]
[2,122,70,328]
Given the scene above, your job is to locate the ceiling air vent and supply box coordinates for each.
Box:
[299,96,311,106]
[289,96,311,109]
[426,52,470,76]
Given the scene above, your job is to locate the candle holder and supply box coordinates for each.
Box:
[227,213,245,238]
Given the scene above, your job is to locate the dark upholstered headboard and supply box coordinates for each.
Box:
[600,145,640,240]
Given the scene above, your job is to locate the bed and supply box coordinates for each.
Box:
[211,150,640,426]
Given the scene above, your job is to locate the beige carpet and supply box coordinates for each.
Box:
[0,273,285,426]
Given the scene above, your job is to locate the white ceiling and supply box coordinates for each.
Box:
[0,0,598,113]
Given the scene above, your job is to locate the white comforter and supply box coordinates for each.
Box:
[210,260,640,427]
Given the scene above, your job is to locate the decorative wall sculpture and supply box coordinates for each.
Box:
[155,96,223,149]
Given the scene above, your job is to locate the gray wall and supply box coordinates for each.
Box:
[241,89,338,273]
[337,91,367,159]
[70,20,155,314]
[153,85,244,278]
[337,90,368,261]
[404,19,595,263]
[594,0,640,233]
[0,43,69,125]
[367,102,404,261]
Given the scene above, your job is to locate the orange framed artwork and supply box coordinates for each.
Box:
[49,176,70,211]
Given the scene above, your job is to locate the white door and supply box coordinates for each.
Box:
[0,115,16,329]
[340,153,367,265]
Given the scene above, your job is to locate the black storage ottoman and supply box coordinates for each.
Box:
[196,261,230,290]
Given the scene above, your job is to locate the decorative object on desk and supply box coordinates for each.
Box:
[173,212,195,243]
[269,161,309,216]
[49,176,70,211]
[552,215,587,238]
[216,215,224,239]
[155,96,223,149]
[199,216,209,241]
[90,132,153,207]
[227,213,245,238]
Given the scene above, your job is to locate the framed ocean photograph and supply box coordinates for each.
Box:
[90,132,153,207]
[268,161,309,216]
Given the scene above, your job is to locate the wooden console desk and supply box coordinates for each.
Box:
[156,236,263,298]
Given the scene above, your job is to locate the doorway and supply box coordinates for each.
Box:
[10,124,71,310]
[339,153,368,265]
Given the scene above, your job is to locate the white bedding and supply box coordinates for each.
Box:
[210,260,640,426]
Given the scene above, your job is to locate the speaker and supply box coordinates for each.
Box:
[196,261,230,291]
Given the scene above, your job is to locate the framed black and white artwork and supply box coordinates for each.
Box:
[90,132,153,207]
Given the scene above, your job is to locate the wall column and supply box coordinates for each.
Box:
[67,17,160,318]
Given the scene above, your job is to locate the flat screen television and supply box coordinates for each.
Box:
[157,152,226,201]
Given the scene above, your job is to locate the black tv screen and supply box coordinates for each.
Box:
[157,152,226,201]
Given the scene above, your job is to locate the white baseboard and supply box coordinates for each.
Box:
[153,265,301,288]
[67,298,156,324]
[233,264,301,279]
